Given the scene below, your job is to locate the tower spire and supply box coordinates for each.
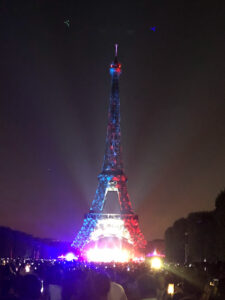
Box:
[115,43,118,57]
[102,45,122,174]
[114,43,119,65]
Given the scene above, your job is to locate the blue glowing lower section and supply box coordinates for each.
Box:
[71,213,100,250]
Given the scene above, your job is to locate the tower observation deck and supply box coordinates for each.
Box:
[72,45,146,261]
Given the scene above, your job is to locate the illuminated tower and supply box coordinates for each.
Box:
[72,45,146,258]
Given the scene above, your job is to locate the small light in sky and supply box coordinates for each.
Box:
[150,26,156,32]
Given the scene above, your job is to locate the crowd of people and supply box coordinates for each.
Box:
[0,258,225,300]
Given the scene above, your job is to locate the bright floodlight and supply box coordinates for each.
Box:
[150,257,162,270]
[25,265,30,273]
[167,283,174,295]
[65,252,77,261]
[86,246,130,263]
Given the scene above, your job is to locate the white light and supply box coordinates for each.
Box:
[41,280,44,293]
[65,253,77,261]
[25,265,30,273]
[58,255,65,259]
[153,249,158,256]
[90,218,132,244]
[133,256,145,262]
[167,283,174,295]
[150,257,162,270]
[86,246,130,263]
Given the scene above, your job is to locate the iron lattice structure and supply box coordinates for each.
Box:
[72,47,146,253]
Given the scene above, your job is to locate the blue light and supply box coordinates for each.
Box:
[150,26,156,32]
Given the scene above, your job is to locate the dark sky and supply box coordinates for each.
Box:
[0,0,225,242]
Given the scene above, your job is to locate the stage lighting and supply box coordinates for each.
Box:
[25,265,31,273]
[65,252,77,261]
[150,257,162,270]
[167,283,174,296]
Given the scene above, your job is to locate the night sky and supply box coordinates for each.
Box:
[1,0,225,242]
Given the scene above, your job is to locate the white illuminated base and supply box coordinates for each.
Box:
[85,217,134,262]
[90,218,132,244]
[86,246,130,263]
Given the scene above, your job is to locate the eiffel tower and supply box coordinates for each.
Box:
[72,45,146,256]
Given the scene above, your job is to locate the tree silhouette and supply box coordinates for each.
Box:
[165,188,225,263]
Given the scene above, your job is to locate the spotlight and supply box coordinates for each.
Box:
[150,257,162,270]
[167,283,174,296]
[65,253,77,261]
[25,265,31,273]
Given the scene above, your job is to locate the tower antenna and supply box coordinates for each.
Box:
[115,43,118,57]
